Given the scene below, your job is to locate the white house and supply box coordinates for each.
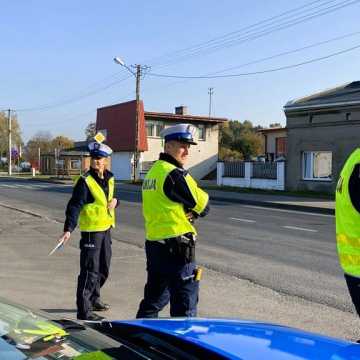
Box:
[96,101,227,180]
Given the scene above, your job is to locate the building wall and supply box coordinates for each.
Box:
[265,130,287,154]
[111,152,133,180]
[285,108,360,193]
[142,122,220,179]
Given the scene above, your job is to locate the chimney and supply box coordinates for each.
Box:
[175,106,188,115]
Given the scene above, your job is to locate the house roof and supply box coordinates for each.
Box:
[96,100,227,152]
[259,127,287,134]
[145,111,228,124]
[96,100,148,152]
[284,81,360,112]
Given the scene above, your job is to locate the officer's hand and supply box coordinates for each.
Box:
[186,212,195,223]
[108,198,118,210]
[58,231,71,246]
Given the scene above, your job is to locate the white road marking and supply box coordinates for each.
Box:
[242,205,334,218]
[0,183,72,189]
[230,217,256,223]
[283,225,318,232]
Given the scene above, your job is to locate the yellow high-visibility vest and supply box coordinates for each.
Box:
[336,148,360,276]
[142,160,209,240]
[77,173,115,232]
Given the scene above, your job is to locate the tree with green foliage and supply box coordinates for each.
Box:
[51,135,74,151]
[25,132,74,165]
[219,120,263,161]
[0,112,23,158]
[85,122,96,140]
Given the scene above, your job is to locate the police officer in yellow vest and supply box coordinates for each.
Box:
[136,124,209,318]
[57,141,118,321]
[336,148,360,317]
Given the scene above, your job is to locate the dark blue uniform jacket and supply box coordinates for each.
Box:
[64,168,118,233]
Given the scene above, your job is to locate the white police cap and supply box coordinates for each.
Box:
[88,142,113,158]
[160,123,197,145]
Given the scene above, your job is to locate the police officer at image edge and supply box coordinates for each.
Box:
[58,141,118,321]
[136,123,210,318]
[336,148,360,321]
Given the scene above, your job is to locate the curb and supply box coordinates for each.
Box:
[210,196,335,215]
[116,186,335,215]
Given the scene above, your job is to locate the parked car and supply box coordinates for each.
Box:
[0,297,359,359]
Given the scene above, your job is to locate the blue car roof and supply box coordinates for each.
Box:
[111,318,360,360]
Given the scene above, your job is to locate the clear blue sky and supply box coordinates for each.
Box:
[1,0,360,142]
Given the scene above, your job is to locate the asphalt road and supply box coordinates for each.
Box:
[0,178,350,313]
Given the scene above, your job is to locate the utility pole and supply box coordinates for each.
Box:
[133,64,141,183]
[208,87,214,118]
[38,147,41,174]
[7,109,12,176]
[113,57,149,183]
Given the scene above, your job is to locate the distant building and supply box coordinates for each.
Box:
[259,127,287,161]
[284,81,360,193]
[96,100,228,180]
[40,141,93,176]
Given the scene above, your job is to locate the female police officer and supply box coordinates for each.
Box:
[136,124,209,318]
[57,141,118,321]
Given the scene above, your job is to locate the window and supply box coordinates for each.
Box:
[70,159,81,170]
[56,159,65,169]
[309,115,313,124]
[155,123,164,137]
[146,121,163,137]
[146,123,154,137]
[275,137,287,156]
[302,151,332,180]
[346,112,351,121]
[198,125,206,141]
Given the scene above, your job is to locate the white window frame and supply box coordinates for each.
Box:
[146,122,154,137]
[146,121,163,138]
[70,159,81,170]
[302,151,332,181]
[198,124,206,141]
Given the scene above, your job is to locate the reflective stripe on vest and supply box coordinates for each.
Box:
[336,148,360,276]
[142,160,209,241]
[78,174,115,232]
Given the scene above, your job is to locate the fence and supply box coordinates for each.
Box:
[218,161,285,190]
[252,162,277,179]
[223,161,245,177]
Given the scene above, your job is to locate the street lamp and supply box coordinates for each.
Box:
[114,56,148,182]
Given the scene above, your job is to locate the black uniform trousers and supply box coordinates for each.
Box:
[136,240,199,318]
[344,273,360,317]
[76,229,112,318]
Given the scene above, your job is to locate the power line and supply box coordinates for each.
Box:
[14,75,132,112]
[207,30,360,75]
[146,0,330,66]
[148,43,360,79]
[142,29,360,93]
[149,0,360,69]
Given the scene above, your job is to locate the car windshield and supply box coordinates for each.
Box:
[0,298,138,359]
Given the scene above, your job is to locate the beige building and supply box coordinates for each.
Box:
[96,101,228,180]
[141,106,227,179]
[259,127,287,161]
